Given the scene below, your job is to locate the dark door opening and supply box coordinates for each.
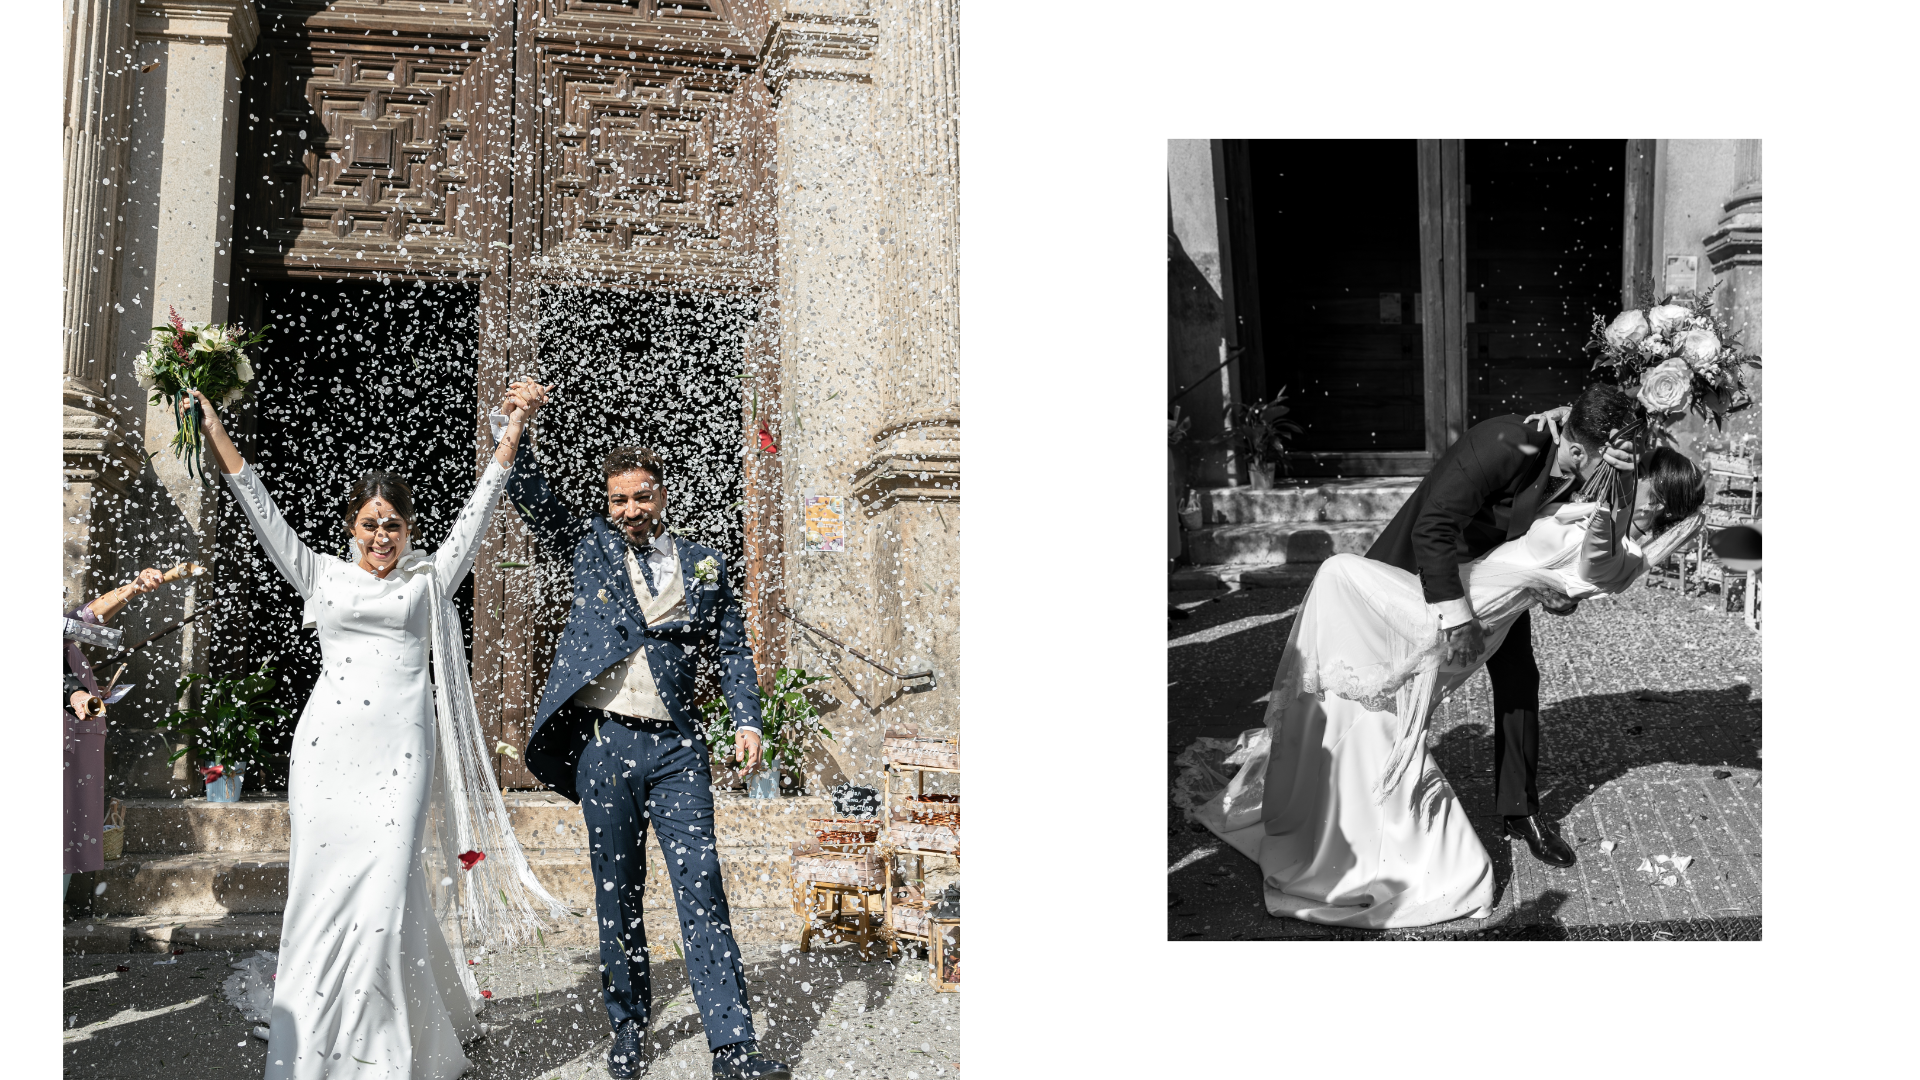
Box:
[1464,139,1624,425]
[1248,140,1425,464]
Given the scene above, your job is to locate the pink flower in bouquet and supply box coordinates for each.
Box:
[1648,304,1692,337]
[1604,310,1650,348]
[1637,357,1695,415]
[1678,327,1721,363]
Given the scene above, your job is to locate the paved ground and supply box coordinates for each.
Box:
[62,940,959,1079]
[1168,574,1762,940]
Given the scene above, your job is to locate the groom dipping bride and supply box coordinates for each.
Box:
[1194,383,1708,929]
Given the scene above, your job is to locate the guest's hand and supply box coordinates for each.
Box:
[129,567,164,595]
[70,689,102,721]
[734,727,764,773]
[1441,620,1485,667]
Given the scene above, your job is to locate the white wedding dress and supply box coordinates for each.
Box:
[224,460,512,1079]
[1193,503,1695,929]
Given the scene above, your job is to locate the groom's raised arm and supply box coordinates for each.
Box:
[505,447,585,560]
[1409,422,1534,628]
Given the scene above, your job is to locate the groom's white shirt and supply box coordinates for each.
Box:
[1432,457,1578,631]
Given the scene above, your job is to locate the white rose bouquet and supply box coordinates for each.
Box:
[1584,282,1759,431]
[139,307,269,478]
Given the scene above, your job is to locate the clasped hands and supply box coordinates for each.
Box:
[1525,405,1639,473]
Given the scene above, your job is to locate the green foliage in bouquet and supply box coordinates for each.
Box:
[701,667,835,776]
[1584,282,1761,431]
[161,662,293,773]
[137,307,269,478]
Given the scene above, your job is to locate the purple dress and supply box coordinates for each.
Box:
[64,606,108,874]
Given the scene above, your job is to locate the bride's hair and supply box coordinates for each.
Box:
[1638,447,1705,534]
[344,470,417,529]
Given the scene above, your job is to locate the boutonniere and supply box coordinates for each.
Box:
[693,556,720,585]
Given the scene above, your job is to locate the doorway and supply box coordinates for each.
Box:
[1464,139,1624,425]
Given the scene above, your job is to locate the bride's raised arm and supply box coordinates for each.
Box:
[433,389,539,583]
[191,389,319,598]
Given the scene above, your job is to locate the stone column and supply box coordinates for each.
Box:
[762,4,887,790]
[851,0,958,759]
[103,0,260,797]
[1701,139,1761,454]
[64,0,143,611]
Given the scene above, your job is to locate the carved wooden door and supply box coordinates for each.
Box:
[238,1,775,785]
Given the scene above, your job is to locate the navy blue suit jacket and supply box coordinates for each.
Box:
[508,452,763,802]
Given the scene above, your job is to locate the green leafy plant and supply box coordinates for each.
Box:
[701,667,834,779]
[162,662,293,773]
[1216,387,1305,469]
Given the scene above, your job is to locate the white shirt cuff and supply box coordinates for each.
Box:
[1433,597,1475,630]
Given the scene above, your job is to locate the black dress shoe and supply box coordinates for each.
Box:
[713,1044,792,1080]
[608,1019,649,1079]
[1504,814,1576,867]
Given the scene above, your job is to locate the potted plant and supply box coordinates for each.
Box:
[1219,387,1304,489]
[161,662,292,803]
[704,667,834,798]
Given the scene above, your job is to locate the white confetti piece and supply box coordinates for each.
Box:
[1599,840,1617,853]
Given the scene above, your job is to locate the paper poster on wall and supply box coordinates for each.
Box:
[1664,254,1699,298]
[801,496,846,552]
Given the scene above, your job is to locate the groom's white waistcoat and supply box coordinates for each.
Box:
[569,533,687,722]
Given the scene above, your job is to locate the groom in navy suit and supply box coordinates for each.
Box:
[501,381,788,1080]
[1366,382,1640,869]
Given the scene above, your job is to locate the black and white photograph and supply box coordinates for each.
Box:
[1168,139,1764,939]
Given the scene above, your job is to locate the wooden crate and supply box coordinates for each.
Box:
[790,847,886,888]
[931,917,959,992]
[884,820,959,854]
[808,818,880,851]
[883,735,959,771]
[890,901,930,939]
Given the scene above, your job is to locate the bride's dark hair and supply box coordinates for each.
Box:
[344,470,417,529]
[1638,447,1705,534]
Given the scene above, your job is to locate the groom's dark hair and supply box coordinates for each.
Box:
[602,445,664,486]
[1563,384,1641,453]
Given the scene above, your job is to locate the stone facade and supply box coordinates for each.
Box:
[62,1,961,804]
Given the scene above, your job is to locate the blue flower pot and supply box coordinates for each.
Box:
[746,768,779,799]
[205,771,245,804]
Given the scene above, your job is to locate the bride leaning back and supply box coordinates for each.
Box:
[189,388,568,1079]
[1193,439,1707,930]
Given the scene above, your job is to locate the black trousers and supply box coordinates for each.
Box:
[1484,609,1541,817]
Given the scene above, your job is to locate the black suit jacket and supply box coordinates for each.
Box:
[1366,414,1566,605]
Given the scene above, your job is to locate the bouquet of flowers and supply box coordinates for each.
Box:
[1584,282,1760,431]
[136,307,268,478]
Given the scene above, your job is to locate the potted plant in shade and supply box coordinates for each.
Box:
[703,667,834,798]
[1219,387,1304,489]
[161,662,292,803]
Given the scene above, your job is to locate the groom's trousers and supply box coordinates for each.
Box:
[576,712,756,1052]
[1485,610,1541,817]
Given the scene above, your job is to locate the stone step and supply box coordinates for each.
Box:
[1184,520,1389,567]
[64,909,806,956]
[1199,479,1419,526]
[88,845,812,919]
[121,791,833,856]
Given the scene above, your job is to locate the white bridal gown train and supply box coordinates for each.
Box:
[225,460,513,1079]
[1194,504,1672,929]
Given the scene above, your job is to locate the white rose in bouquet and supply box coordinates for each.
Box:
[1636,357,1695,416]
[134,352,156,388]
[1648,304,1692,336]
[1604,310,1650,348]
[236,356,255,384]
[1677,327,1720,363]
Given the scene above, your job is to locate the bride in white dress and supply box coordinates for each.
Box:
[190,390,568,1078]
[1194,447,1706,929]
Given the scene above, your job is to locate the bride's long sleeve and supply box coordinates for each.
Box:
[433,459,514,584]
[223,464,320,599]
[1573,501,1641,594]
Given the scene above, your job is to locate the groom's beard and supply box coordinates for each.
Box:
[617,517,662,550]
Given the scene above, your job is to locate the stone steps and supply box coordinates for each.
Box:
[1199,478,1421,526]
[71,791,840,953]
[1182,519,1390,568]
